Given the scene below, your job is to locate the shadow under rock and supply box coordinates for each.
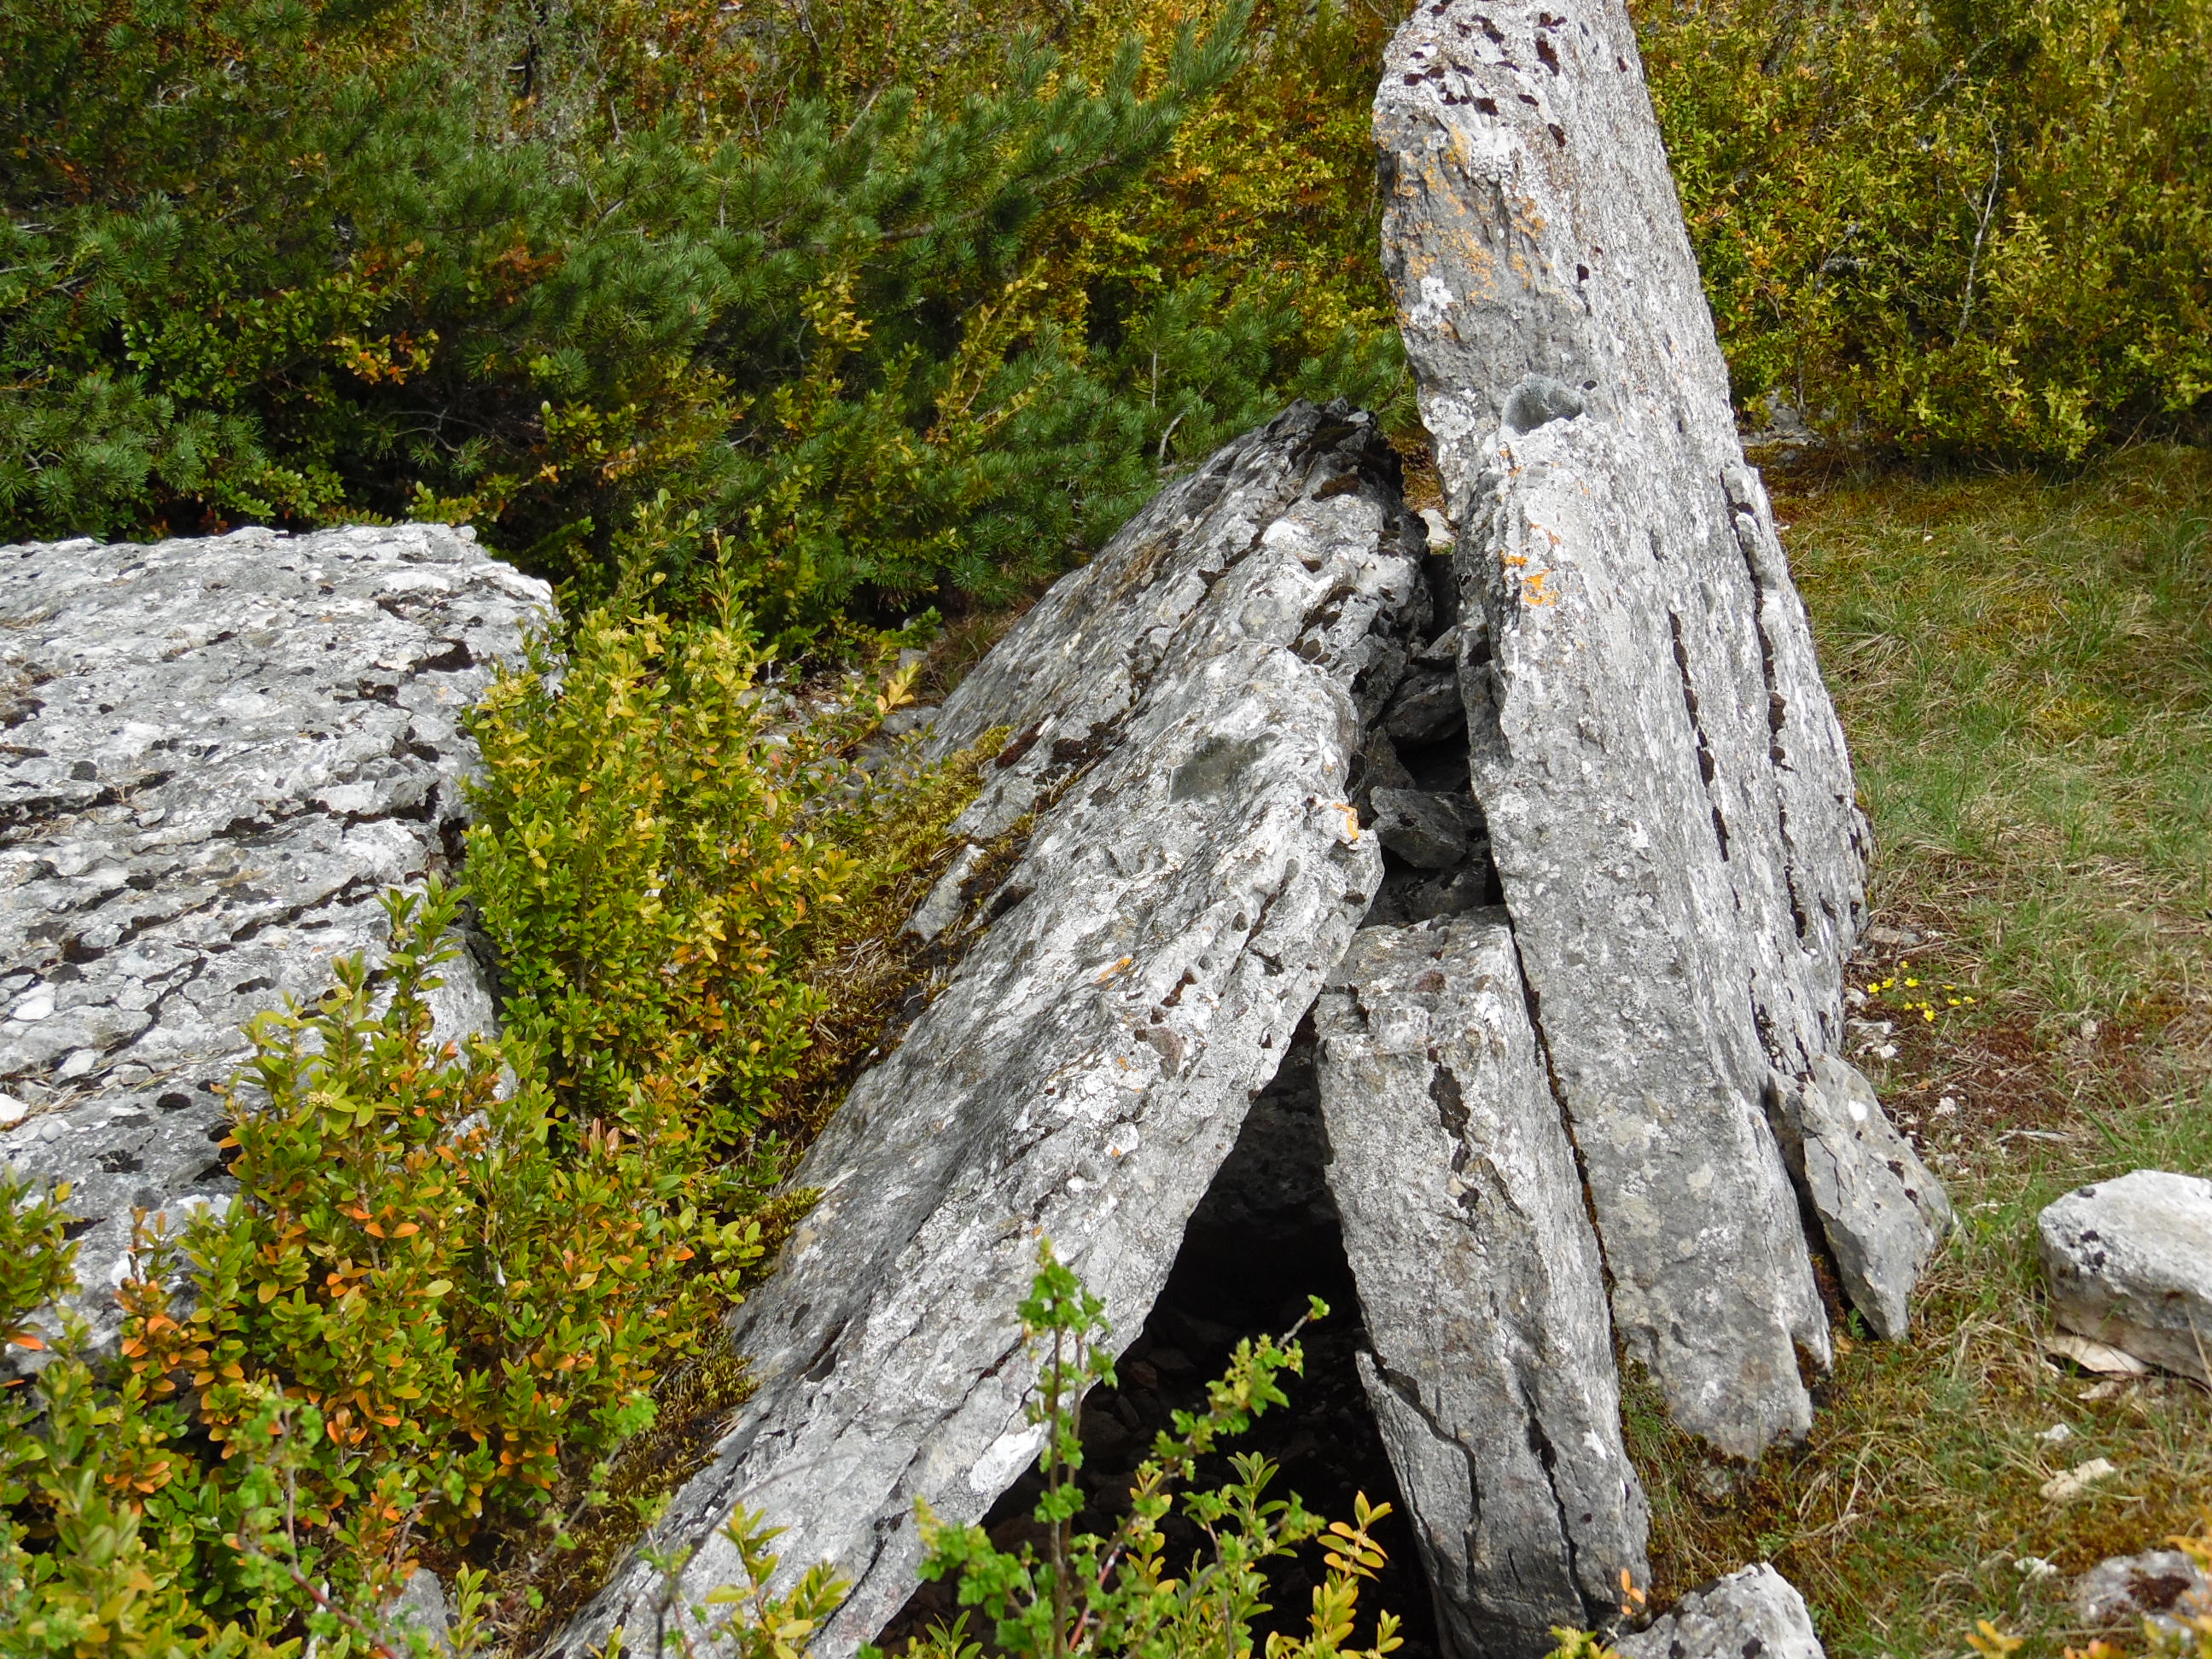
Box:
[877,1025,1445,1659]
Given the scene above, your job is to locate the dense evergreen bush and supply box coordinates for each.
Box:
[0,0,1401,637]
[1636,0,2212,461]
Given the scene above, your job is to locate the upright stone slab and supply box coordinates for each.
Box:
[0,525,550,1359]
[1316,914,1648,1658]
[556,403,1430,1659]
[1376,0,1941,1452]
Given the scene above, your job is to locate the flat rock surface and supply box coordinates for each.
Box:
[1316,913,1648,1658]
[2040,1170,2212,1382]
[2073,1550,2211,1632]
[1615,1565,1825,1659]
[555,404,1430,1659]
[0,524,548,1357]
[1375,0,1924,1452]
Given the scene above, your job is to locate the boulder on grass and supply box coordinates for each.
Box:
[1615,1565,1826,1659]
[2040,1170,2212,1382]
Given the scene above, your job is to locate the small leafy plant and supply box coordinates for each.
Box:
[635,1243,1403,1659]
[901,1243,1401,1659]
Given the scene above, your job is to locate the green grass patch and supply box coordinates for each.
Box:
[1787,446,2212,1037]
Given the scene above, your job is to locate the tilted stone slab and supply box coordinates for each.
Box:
[555,403,1430,1659]
[1375,0,1942,1452]
[0,525,550,1359]
[1316,913,1648,1659]
[1768,1055,1952,1342]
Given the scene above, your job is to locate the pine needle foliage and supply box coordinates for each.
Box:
[0,0,1403,641]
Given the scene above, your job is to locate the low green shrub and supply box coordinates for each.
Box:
[0,0,1401,638]
[0,610,984,1654]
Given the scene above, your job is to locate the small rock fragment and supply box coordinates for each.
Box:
[1368,787,1486,870]
[1766,1054,1951,1340]
[386,1567,452,1652]
[2039,1170,2212,1382]
[1614,1564,1825,1659]
[2040,1457,2118,1503]
[2073,1550,2211,1633]
[2041,1331,2151,1377]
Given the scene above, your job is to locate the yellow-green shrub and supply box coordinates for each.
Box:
[0,613,979,1651]
[1636,0,2212,460]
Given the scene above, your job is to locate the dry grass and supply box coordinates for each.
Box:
[1627,446,2212,1658]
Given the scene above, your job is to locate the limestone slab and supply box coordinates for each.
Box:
[0,524,548,1359]
[1374,0,1935,1452]
[553,404,1430,1659]
[1316,914,1648,1659]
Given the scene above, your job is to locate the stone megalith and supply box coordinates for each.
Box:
[0,525,550,1359]
[1316,914,1649,1655]
[553,403,1431,1659]
[1375,0,1944,1455]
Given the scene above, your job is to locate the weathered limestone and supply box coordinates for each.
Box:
[1767,1056,1951,1341]
[2074,1550,2212,1635]
[2040,1171,2212,1383]
[1615,1565,1826,1659]
[0,525,548,1359]
[1376,0,1936,1452]
[1316,914,1648,1658]
[554,402,1431,1659]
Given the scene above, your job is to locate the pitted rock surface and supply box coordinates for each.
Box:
[1767,1054,1952,1341]
[556,403,1431,1659]
[0,524,550,1358]
[1376,0,1936,1453]
[1316,914,1648,1657]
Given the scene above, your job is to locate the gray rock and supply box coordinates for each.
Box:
[1377,0,1912,1454]
[1380,663,1467,748]
[2073,1550,2211,1633]
[1316,914,1648,1659]
[1364,863,1493,930]
[386,1566,453,1653]
[1615,1564,1825,1659]
[1369,786,1486,870]
[2040,1170,2212,1382]
[553,403,1430,1659]
[1767,1055,1952,1340]
[0,524,549,1360]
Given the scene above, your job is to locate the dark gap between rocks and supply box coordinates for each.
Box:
[879,1024,1443,1659]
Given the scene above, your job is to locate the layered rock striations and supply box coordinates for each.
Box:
[563,9,1936,1646]
[0,524,549,1357]
[1317,915,1648,1656]
[555,403,1434,1658]
[1374,0,1942,1455]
